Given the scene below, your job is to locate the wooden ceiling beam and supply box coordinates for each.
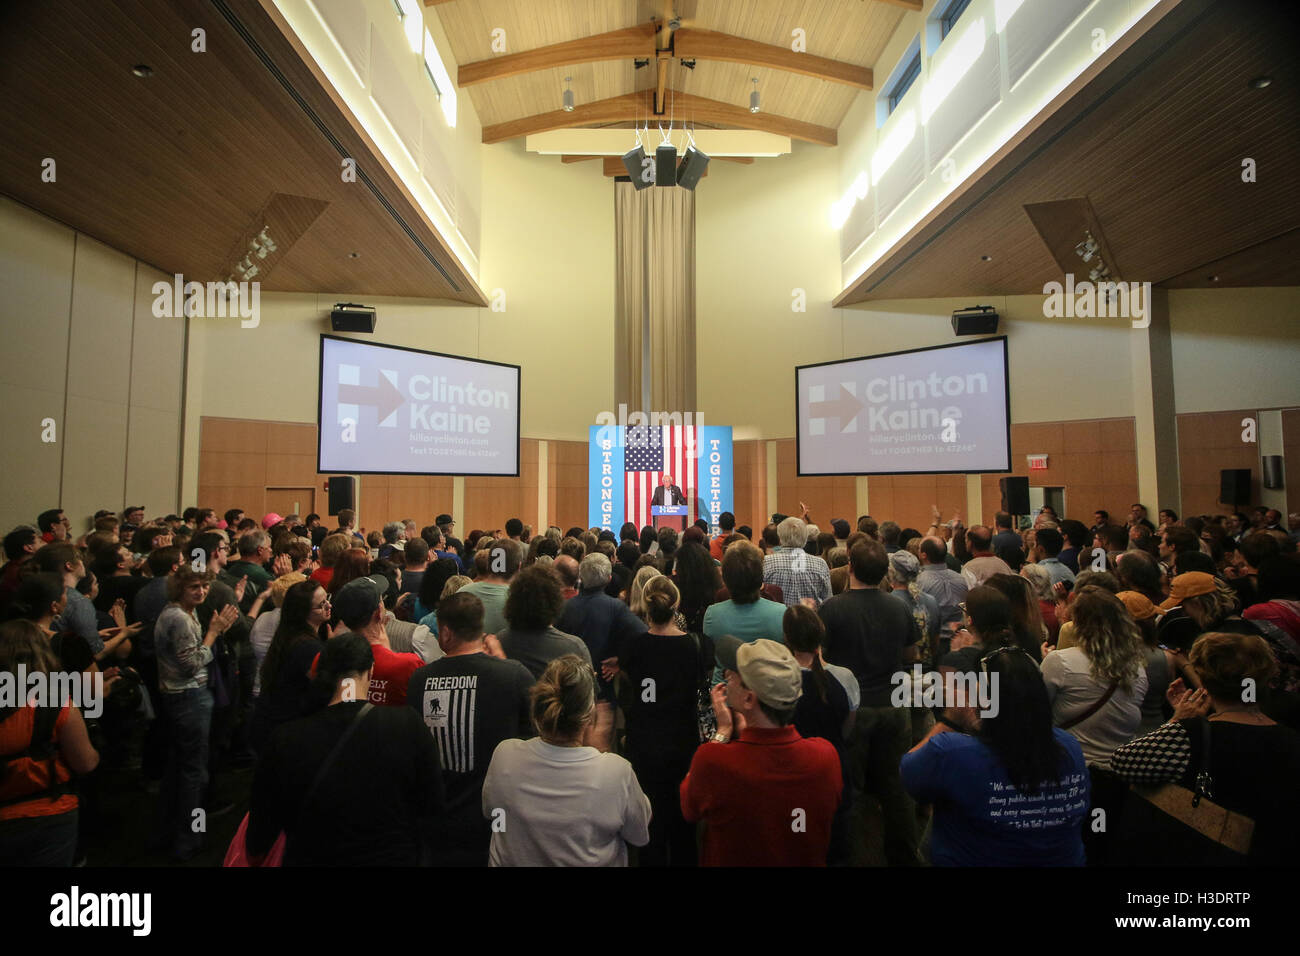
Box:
[459,24,656,86]
[560,154,602,163]
[460,25,871,91]
[483,91,836,146]
[674,28,872,90]
[874,0,924,10]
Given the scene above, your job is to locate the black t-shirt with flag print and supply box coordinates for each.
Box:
[408,652,534,863]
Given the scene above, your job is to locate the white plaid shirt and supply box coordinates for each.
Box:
[762,548,832,607]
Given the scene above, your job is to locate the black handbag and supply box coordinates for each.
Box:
[1113,718,1254,865]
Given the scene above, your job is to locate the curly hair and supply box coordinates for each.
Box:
[504,565,565,631]
[1070,587,1146,692]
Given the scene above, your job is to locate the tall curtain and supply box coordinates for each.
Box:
[614,181,696,415]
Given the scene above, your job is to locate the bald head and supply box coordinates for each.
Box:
[553,554,580,590]
[919,536,948,566]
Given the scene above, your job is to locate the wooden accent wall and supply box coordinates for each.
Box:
[978,418,1139,525]
[1176,410,1258,517]
[199,416,449,532]
[732,440,768,532]
[869,474,968,534]
[547,440,588,532]
[774,439,858,531]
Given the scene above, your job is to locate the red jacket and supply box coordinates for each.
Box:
[680,725,841,866]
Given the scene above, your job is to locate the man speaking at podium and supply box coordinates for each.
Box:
[651,474,686,508]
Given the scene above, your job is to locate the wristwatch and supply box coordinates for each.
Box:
[710,732,730,744]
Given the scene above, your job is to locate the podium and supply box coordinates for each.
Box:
[651,505,688,530]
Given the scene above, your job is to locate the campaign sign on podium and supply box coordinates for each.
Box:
[651,505,688,530]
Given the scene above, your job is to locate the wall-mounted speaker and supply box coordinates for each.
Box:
[952,306,999,336]
[331,304,375,333]
[999,476,1030,514]
[1263,455,1284,490]
[1219,468,1252,506]
[326,476,355,514]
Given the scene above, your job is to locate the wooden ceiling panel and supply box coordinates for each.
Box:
[0,0,486,304]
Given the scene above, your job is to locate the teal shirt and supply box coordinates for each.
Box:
[702,597,788,685]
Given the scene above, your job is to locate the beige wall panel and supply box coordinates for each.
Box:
[0,198,74,393]
[0,383,68,531]
[129,264,185,413]
[125,404,182,517]
[61,396,128,529]
[67,237,135,405]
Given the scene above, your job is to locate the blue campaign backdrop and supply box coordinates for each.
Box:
[587,425,733,532]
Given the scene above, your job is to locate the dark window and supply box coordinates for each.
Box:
[888,50,922,114]
[941,0,973,40]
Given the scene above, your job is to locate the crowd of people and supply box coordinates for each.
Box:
[1,498,1298,866]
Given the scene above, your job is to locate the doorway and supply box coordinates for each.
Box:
[1028,486,1067,520]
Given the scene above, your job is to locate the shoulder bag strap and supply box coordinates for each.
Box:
[1059,680,1119,730]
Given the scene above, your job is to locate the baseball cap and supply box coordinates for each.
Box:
[262,512,284,529]
[436,514,454,526]
[333,574,387,627]
[1157,571,1219,612]
[1117,590,1158,621]
[713,636,802,710]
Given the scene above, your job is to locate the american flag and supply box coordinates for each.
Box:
[624,424,698,529]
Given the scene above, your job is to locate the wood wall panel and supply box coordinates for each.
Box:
[549,440,588,532]
[977,416,1139,525]
[731,440,767,532]
[199,416,452,533]
[1177,409,1259,517]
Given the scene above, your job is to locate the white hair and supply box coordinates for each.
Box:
[777,517,808,549]
[578,552,612,589]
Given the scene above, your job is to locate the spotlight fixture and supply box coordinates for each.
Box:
[634,58,650,69]
[1248,75,1272,89]
[680,59,696,69]
[749,78,760,114]
[131,64,153,77]
[562,76,574,112]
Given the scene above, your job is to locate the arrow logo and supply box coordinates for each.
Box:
[338,372,405,425]
[809,384,863,432]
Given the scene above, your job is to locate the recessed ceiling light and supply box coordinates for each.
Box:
[1207,274,1220,282]
[980,254,992,261]
[1248,76,1272,89]
[348,252,360,259]
[131,64,153,77]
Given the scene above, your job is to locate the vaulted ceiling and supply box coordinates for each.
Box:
[430,0,917,146]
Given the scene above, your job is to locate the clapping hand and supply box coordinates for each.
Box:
[272,553,293,577]
[1169,685,1212,721]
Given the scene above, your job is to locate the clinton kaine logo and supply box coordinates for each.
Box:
[420,675,478,773]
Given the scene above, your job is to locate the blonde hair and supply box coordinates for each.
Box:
[1070,587,1145,691]
[1182,581,1239,630]
[629,565,662,621]
[531,655,596,742]
[642,575,680,625]
[440,575,472,600]
[269,571,308,608]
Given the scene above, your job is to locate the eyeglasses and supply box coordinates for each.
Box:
[312,599,332,610]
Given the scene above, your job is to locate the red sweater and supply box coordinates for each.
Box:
[680,725,841,866]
